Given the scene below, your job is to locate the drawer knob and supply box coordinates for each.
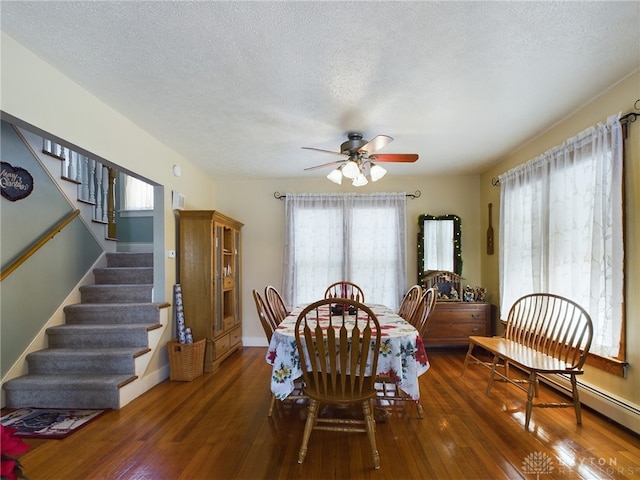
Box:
[472,327,480,334]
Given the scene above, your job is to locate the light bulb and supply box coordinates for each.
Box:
[326,168,343,184]
[370,164,387,182]
[342,160,360,179]
[352,172,368,186]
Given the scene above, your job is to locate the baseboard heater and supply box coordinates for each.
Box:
[541,374,640,435]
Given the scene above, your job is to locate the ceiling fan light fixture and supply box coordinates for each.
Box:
[369,163,387,182]
[326,167,343,184]
[352,172,368,187]
[342,160,360,179]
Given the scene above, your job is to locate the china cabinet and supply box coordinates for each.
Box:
[178,210,243,372]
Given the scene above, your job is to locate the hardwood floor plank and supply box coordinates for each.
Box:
[6,347,639,479]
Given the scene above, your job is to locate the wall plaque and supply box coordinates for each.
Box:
[1,161,34,201]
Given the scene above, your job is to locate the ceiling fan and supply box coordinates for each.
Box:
[302,132,418,186]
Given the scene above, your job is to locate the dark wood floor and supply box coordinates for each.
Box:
[10,347,640,479]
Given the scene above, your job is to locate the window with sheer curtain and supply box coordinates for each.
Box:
[282,193,407,310]
[498,114,624,358]
[123,174,154,211]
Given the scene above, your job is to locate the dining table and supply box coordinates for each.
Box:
[265,303,430,401]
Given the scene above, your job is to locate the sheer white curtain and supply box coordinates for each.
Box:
[123,175,154,210]
[282,193,407,310]
[499,114,624,357]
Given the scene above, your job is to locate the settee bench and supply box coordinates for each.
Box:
[461,293,593,430]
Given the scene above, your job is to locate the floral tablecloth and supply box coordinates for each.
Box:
[265,303,430,401]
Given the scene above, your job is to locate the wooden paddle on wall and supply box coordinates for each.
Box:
[487,203,494,255]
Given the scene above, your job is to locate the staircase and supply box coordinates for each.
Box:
[3,252,164,409]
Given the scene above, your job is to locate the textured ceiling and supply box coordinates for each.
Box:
[1,1,639,180]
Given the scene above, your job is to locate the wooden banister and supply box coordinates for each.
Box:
[1,209,81,281]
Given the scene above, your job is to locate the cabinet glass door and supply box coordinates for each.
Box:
[215,224,223,333]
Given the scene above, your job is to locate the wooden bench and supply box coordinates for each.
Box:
[462,293,593,430]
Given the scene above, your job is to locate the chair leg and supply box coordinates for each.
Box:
[461,342,475,376]
[415,401,424,419]
[486,355,499,395]
[571,374,583,425]
[268,393,276,417]
[525,371,537,430]
[362,399,381,469]
[298,399,319,464]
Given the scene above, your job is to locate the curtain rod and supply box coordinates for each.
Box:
[274,190,421,200]
[620,98,640,125]
[492,99,639,187]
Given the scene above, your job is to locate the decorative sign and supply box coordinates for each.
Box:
[1,161,34,201]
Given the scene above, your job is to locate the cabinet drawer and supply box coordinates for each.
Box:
[223,316,235,331]
[223,277,234,289]
[214,334,230,358]
[434,304,488,321]
[427,321,488,339]
[229,326,242,346]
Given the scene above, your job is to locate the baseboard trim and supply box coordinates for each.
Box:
[542,374,640,435]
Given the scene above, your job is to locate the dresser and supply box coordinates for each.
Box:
[178,210,243,372]
[424,302,493,347]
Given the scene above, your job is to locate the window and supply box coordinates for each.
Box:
[282,193,407,310]
[123,174,154,211]
[498,114,624,360]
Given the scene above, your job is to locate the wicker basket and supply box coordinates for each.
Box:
[167,339,205,381]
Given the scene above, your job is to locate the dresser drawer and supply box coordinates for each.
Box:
[425,302,493,347]
[426,321,488,339]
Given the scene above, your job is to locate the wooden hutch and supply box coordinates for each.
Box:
[178,210,243,372]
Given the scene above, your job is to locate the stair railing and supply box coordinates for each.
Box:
[41,139,117,238]
[0,209,80,281]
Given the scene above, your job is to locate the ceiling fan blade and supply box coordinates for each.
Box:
[370,153,419,163]
[359,135,393,155]
[304,160,345,171]
[301,147,347,157]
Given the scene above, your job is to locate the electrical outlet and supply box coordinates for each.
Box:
[167,250,176,258]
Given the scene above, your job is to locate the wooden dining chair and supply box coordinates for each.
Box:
[264,285,289,324]
[255,289,306,417]
[253,289,280,416]
[253,289,279,343]
[375,287,437,419]
[295,298,381,469]
[411,287,437,339]
[324,281,365,302]
[397,285,423,321]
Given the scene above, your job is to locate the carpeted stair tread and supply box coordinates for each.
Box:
[27,348,145,375]
[80,284,153,303]
[29,347,147,357]
[106,252,153,267]
[46,324,159,349]
[3,374,136,409]
[93,266,153,285]
[64,303,164,324]
[3,374,136,388]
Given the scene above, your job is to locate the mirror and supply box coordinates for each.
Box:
[417,214,462,279]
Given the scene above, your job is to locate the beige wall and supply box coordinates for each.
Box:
[480,71,640,411]
[212,175,483,345]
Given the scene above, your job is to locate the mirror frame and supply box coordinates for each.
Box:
[417,214,462,280]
